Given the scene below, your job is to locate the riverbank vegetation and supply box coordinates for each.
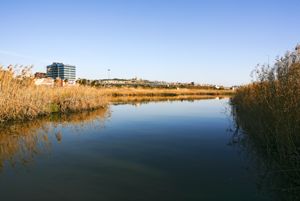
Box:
[103,87,234,98]
[0,65,233,123]
[231,49,300,199]
[110,95,229,105]
[0,65,108,122]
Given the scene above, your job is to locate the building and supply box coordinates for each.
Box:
[34,77,54,86]
[34,72,47,79]
[46,62,76,82]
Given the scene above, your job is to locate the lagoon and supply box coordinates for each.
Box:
[0,99,271,201]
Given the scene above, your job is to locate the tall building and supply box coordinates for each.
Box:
[46,62,76,81]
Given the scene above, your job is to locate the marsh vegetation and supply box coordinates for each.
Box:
[231,49,300,200]
[102,87,234,97]
[0,65,108,122]
[0,65,233,123]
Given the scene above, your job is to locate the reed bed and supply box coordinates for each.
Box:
[0,65,232,123]
[110,95,230,105]
[102,87,234,97]
[230,58,300,199]
[0,65,108,122]
[231,63,300,154]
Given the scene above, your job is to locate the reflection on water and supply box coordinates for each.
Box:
[110,95,230,106]
[230,103,300,201]
[0,107,110,171]
[0,98,279,201]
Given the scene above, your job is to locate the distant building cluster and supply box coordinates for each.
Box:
[76,78,173,87]
[76,77,236,90]
[33,62,236,89]
[34,72,46,79]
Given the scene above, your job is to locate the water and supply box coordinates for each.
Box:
[0,99,271,201]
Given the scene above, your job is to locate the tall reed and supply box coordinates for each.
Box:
[101,86,234,97]
[0,65,108,122]
[230,49,300,199]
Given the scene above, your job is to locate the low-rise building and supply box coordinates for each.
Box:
[34,72,47,79]
[34,77,54,86]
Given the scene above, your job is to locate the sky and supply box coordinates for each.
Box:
[0,0,300,86]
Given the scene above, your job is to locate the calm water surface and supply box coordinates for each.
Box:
[0,99,271,201]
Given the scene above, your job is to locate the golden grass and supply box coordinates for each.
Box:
[231,64,300,158]
[110,94,230,105]
[0,65,233,123]
[0,66,108,122]
[230,63,300,198]
[101,86,234,97]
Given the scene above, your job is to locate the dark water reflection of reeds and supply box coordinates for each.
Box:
[230,103,300,201]
[0,96,226,172]
[0,107,110,171]
[110,95,230,106]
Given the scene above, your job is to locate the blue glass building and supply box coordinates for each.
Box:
[46,62,76,81]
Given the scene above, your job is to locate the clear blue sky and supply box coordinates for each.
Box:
[0,0,299,86]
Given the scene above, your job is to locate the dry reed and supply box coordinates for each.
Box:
[0,65,108,122]
[0,65,232,123]
[230,55,300,199]
[102,86,234,97]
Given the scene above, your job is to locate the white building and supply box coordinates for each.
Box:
[34,78,54,86]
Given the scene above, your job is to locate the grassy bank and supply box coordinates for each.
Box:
[230,60,300,198]
[0,66,108,122]
[102,87,234,98]
[0,65,233,123]
[110,95,230,105]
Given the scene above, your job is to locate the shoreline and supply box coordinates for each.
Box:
[0,66,234,124]
[0,87,233,124]
[102,87,235,97]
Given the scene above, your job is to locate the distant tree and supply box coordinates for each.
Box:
[77,79,87,85]
[91,80,97,86]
